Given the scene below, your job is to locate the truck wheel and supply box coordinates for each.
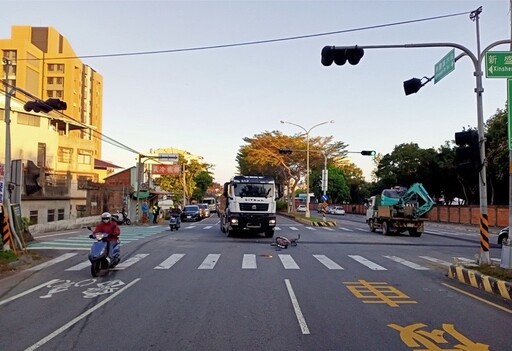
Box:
[264,229,275,238]
[409,228,422,237]
[382,221,390,236]
[368,220,376,232]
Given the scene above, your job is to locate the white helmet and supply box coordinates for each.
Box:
[101,212,112,221]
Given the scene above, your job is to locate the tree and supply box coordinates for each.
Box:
[193,171,214,200]
[310,166,349,204]
[485,107,508,205]
[236,130,349,211]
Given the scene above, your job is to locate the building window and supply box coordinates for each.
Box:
[29,210,38,225]
[17,112,40,127]
[57,208,65,220]
[48,64,54,71]
[55,90,63,98]
[47,90,53,97]
[57,64,65,72]
[78,149,92,165]
[58,147,73,163]
[47,209,55,222]
[56,77,64,85]
[47,77,54,84]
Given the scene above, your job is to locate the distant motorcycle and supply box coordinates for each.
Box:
[87,227,121,277]
[169,215,181,231]
[111,211,131,225]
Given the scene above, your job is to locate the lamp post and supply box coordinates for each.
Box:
[280,120,334,218]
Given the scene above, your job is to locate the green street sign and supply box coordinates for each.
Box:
[485,51,512,78]
[434,49,455,84]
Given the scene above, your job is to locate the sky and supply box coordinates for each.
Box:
[1,0,511,184]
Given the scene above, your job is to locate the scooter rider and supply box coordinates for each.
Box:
[91,212,121,264]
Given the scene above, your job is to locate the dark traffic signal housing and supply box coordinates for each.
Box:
[321,46,364,66]
[24,98,67,113]
[360,150,376,156]
[455,130,481,172]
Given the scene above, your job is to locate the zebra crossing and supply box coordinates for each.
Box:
[26,251,487,273]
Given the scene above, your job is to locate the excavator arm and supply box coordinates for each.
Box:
[399,183,435,217]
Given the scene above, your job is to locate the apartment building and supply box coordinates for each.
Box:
[0,26,105,224]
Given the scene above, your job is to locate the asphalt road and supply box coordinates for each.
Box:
[0,214,510,351]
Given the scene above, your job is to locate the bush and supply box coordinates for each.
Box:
[276,200,287,211]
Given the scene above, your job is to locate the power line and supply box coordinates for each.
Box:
[20,10,471,61]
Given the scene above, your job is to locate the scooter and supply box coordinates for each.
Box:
[169,215,181,231]
[111,211,131,225]
[87,227,121,277]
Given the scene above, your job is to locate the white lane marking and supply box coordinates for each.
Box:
[384,256,429,270]
[313,255,344,270]
[284,279,310,335]
[65,261,91,271]
[323,227,335,232]
[25,278,140,351]
[27,247,90,251]
[0,279,60,306]
[198,254,220,269]
[348,255,387,270]
[112,254,149,270]
[339,227,353,231]
[419,256,451,267]
[35,231,82,239]
[242,254,257,269]
[184,225,196,230]
[27,253,78,271]
[275,227,282,231]
[278,254,300,269]
[305,227,316,231]
[203,226,212,230]
[454,257,475,263]
[154,254,186,269]
[355,228,368,232]
[290,227,299,231]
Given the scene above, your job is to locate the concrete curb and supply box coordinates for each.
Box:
[312,221,337,227]
[448,265,512,301]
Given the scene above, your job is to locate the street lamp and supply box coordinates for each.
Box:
[280,120,334,218]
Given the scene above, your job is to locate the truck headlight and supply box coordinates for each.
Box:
[230,218,239,225]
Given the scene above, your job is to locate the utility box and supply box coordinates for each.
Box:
[500,241,512,269]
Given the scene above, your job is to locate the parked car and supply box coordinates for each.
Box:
[498,226,509,247]
[181,205,201,222]
[198,203,210,219]
[297,205,307,212]
[332,206,345,215]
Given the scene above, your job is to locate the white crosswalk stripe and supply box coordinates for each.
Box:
[242,254,257,269]
[155,253,186,269]
[112,254,149,270]
[28,253,78,271]
[278,254,300,269]
[290,227,299,231]
[313,255,343,270]
[348,255,387,270]
[384,256,429,270]
[198,254,220,269]
[419,256,451,267]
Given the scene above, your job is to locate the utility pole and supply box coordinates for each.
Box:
[2,58,20,250]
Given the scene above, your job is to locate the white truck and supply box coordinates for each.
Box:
[219,175,278,238]
[202,196,217,214]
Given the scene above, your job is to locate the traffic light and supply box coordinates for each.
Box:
[360,150,376,156]
[24,98,67,113]
[25,160,42,195]
[403,78,423,96]
[455,130,481,172]
[321,46,364,66]
[278,148,293,155]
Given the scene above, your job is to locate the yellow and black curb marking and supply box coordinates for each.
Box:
[312,221,337,227]
[448,265,511,301]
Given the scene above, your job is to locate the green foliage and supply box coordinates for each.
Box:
[310,166,349,204]
[276,199,287,211]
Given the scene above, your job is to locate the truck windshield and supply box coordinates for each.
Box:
[235,183,274,198]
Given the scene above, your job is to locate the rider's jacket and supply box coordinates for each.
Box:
[93,221,120,242]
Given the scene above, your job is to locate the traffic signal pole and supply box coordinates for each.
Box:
[322,8,512,264]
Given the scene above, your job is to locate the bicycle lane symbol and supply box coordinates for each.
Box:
[39,279,126,299]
